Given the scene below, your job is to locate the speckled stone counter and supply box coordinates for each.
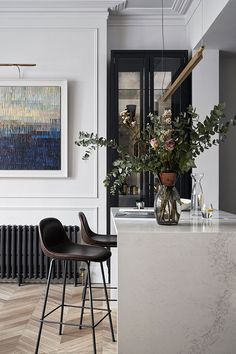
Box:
[111,209,236,354]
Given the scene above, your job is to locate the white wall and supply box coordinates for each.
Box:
[192,49,219,208]
[108,17,188,50]
[186,0,230,49]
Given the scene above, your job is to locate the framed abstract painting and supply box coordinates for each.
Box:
[0,80,67,177]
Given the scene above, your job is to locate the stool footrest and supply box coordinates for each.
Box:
[42,303,110,321]
[83,285,117,302]
[63,303,110,312]
[85,298,117,302]
[88,285,117,290]
[39,310,111,329]
[80,312,110,328]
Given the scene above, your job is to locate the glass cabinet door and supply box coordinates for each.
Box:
[115,57,148,207]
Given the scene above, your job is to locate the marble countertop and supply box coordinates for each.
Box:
[111,208,236,234]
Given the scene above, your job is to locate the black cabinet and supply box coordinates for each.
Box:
[108,50,191,209]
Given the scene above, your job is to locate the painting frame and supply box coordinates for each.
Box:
[0,79,68,178]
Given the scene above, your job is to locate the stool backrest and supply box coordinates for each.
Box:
[78,212,96,245]
[39,217,69,257]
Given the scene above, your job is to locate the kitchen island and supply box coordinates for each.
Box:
[111,209,236,354]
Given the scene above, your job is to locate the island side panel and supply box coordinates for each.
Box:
[117,230,236,354]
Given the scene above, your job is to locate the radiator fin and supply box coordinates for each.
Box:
[0,225,80,285]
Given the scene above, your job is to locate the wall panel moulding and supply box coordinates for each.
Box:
[0,0,126,12]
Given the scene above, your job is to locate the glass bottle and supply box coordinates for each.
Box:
[190,173,204,216]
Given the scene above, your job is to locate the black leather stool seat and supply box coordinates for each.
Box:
[84,234,117,247]
[79,212,117,247]
[43,241,110,262]
[40,217,111,262]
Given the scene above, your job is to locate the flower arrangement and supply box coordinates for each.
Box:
[75,104,236,195]
[120,108,139,140]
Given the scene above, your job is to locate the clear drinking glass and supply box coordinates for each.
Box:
[191,173,204,216]
[201,203,214,218]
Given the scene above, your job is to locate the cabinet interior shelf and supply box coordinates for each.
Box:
[119,194,140,197]
[119,88,168,90]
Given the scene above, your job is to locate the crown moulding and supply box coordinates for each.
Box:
[0,0,126,12]
[172,0,194,15]
[110,0,194,16]
[108,0,197,27]
[108,14,185,27]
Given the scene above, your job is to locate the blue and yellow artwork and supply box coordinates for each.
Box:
[0,86,61,170]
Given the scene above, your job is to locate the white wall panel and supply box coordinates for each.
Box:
[0,12,108,239]
[0,27,98,199]
[0,206,98,229]
[192,49,219,209]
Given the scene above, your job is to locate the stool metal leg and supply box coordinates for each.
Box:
[59,260,68,335]
[35,258,54,354]
[100,262,116,342]
[79,272,88,329]
[106,247,111,284]
[87,261,97,354]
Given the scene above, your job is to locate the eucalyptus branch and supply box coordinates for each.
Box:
[75,104,236,195]
[189,104,236,157]
[104,154,146,194]
[75,131,125,160]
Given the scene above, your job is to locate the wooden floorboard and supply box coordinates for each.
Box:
[0,283,117,354]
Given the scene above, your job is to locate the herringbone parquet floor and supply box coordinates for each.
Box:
[0,283,117,354]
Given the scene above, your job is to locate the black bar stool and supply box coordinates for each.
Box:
[35,217,115,354]
[79,212,117,249]
[78,212,117,302]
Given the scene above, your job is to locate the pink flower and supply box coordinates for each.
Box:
[165,139,175,151]
[150,138,159,150]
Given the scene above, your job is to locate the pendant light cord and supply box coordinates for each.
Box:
[161,0,166,96]
[201,0,204,47]
[161,0,165,61]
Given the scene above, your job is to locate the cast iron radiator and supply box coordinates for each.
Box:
[0,225,80,286]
